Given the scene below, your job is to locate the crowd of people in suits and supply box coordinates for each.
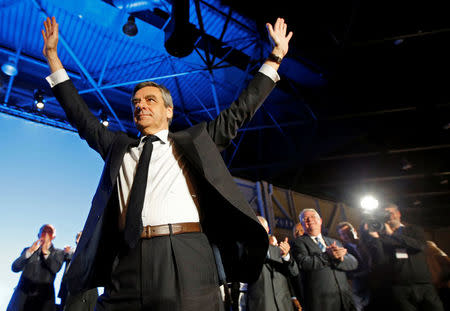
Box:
[7,226,98,311]
[7,203,449,311]
[225,203,449,311]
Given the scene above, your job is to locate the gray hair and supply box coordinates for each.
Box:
[383,202,399,210]
[299,209,321,224]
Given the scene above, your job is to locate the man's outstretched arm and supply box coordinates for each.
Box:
[42,16,64,73]
[207,17,293,150]
[41,17,115,159]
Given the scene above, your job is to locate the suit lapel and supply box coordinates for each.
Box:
[305,235,324,253]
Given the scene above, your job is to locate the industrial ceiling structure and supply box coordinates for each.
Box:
[1,0,449,228]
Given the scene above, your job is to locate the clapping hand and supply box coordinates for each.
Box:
[279,237,291,257]
[326,241,347,262]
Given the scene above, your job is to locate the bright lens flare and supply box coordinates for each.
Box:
[360,195,379,211]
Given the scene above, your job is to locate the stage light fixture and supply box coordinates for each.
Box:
[33,89,45,110]
[100,110,109,127]
[122,16,138,37]
[1,56,18,76]
[360,195,379,211]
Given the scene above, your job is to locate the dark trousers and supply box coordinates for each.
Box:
[96,232,224,311]
[391,284,444,311]
[366,284,444,311]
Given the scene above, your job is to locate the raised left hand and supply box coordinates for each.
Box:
[266,17,293,58]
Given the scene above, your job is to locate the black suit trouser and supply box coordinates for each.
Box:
[95,232,224,311]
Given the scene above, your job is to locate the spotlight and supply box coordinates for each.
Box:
[1,56,18,76]
[360,195,379,211]
[33,89,45,110]
[122,16,138,37]
[100,110,109,127]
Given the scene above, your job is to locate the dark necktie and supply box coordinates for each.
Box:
[124,135,159,247]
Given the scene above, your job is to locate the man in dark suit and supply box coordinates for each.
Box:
[337,221,371,311]
[291,209,358,311]
[362,203,444,311]
[7,224,67,311]
[58,231,98,311]
[41,16,293,311]
[246,216,299,311]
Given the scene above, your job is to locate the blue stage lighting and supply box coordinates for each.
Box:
[1,57,18,76]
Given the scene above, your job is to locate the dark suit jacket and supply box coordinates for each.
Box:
[364,224,433,287]
[292,235,358,311]
[50,71,274,294]
[8,246,65,311]
[247,244,299,311]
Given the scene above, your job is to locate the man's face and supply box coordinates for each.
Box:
[338,225,357,243]
[39,226,54,242]
[132,86,173,135]
[293,223,304,238]
[301,211,322,236]
[385,206,401,226]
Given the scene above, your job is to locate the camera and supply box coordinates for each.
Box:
[362,209,390,233]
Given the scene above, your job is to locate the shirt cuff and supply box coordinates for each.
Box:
[282,253,290,261]
[259,64,280,83]
[25,249,33,258]
[46,69,70,88]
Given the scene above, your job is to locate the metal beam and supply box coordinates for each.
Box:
[320,144,450,161]
[310,171,450,187]
[31,0,126,132]
[227,131,246,168]
[0,104,76,132]
[0,45,82,80]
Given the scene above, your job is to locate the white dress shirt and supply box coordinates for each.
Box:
[46,64,280,227]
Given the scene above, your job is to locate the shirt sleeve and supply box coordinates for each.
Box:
[258,64,280,83]
[45,69,70,88]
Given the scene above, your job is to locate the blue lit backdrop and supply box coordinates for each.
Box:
[0,113,104,309]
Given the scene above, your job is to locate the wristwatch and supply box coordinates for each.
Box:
[268,53,283,64]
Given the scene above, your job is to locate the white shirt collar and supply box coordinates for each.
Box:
[308,233,324,241]
[139,129,169,145]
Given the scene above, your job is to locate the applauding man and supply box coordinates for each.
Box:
[7,224,67,311]
[291,209,357,311]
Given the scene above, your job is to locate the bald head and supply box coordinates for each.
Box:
[257,216,270,234]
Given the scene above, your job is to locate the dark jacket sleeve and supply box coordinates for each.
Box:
[284,255,300,277]
[206,72,276,151]
[51,79,117,159]
[334,252,358,271]
[41,248,65,275]
[11,248,31,273]
[292,238,334,271]
[379,225,425,252]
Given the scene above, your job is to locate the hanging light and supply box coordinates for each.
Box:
[34,89,45,110]
[122,16,138,37]
[100,110,109,127]
[1,56,18,77]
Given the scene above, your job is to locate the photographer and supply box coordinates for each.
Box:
[361,203,444,311]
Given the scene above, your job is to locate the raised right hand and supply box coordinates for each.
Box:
[29,239,42,254]
[41,16,59,59]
